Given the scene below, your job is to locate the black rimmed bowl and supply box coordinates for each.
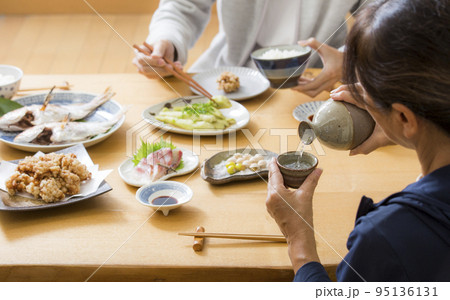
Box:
[251,45,311,89]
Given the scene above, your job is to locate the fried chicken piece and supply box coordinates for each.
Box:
[5,153,91,203]
[217,71,240,93]
[6,172,33,195]
[39,178,65,203]
[61,154,91,181]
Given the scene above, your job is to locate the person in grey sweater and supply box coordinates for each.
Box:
[134,0,362,97]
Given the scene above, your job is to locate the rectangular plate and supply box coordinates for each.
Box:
[0,144,112,211]
[0,181,112,211]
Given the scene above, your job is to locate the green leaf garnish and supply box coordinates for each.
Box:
[0,97,23,117]
[182,102,215,116]
[176,160,184,171]
[132,138,182,167]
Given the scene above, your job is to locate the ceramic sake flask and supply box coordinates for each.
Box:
[298,99,375,150]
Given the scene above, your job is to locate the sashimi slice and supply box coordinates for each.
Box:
[156,148,173,167]
[135,157,153,175]
[134,148,183,182]
[171,149,183,169]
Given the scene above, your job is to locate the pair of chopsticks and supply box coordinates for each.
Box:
[179,232,286,243]
[133,42,213,101]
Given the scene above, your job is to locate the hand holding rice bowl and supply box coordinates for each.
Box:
[251,45,311,89]
[0,65,23,99]
[258,48,310,60]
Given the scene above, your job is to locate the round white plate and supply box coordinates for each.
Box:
[292,101,326,122]
[0,91,124,152]
[142,95,250,136]
[118,147,199,187]
[190,66,270,100]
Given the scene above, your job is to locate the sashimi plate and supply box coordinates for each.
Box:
[118,148,199,187]
[0,91,125,152]
[142,95,250,136]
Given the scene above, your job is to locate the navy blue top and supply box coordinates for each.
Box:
[294,164,450,282]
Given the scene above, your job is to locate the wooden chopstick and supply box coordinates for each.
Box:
[19,82,72,92]
[134,43,213,100]
[178,232,286,243]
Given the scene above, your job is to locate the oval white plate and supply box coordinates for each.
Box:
[0,91,124,152]
[142,95,250,136]
[292,100,326,122]
[118,147,199,187]
[190,66,270,100]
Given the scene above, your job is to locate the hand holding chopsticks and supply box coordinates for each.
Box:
[133,42,213,101]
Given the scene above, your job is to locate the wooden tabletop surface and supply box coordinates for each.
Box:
[0,71,421,281]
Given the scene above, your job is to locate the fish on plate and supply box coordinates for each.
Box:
[135,147,183,182]
[0,88,115,132]
[13,110,125,145]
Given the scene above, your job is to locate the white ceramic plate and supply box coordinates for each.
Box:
[292,101,326,122]
[190,66,270,100]
[142,95,250,136]
[0,91,125,152]
[118,148,199,187]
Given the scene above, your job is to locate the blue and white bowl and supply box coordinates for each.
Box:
[136,181,193,216]
[292,100,326,122]
[251,45,311,89]
[0,91,124,152]
[0,65,23,99]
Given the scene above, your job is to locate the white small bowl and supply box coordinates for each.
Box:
[0,65,23,99]
[136,181,193,216]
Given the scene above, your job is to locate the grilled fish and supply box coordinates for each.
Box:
[13,110,125,145]
[0,90,115,132]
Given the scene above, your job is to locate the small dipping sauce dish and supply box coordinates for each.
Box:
[276,151,318,189]
[136,181,193,216]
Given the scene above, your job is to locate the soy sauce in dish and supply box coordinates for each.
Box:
[151,196,178,205]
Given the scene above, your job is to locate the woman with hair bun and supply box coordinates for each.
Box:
[266,0,450,281]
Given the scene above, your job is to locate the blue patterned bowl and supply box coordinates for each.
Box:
[251,45,311,89]
[136,181,193,216]
[0,91,124,152]
[0,65,23,99]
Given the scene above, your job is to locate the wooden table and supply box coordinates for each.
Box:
[0,72,421,281]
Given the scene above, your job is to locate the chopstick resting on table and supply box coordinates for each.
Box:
[178,232,286,243]
[18,81,72,93]
[134,42,214,101]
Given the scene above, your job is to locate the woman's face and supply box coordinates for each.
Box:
[363,94,414,149]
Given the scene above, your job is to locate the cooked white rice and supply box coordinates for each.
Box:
[259,48,307,59]
[0,74,15,85]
